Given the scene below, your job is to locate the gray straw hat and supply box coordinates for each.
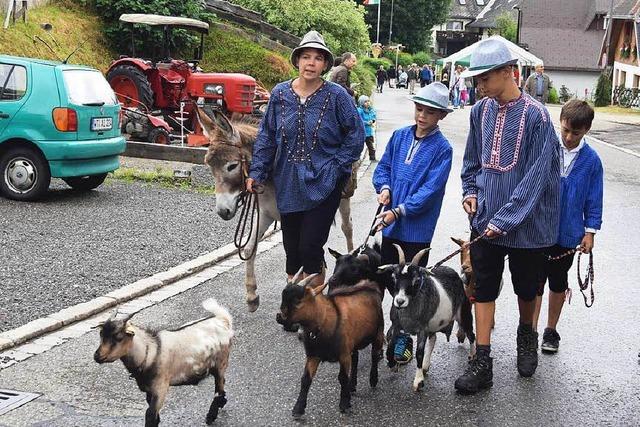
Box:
[409,82,453,113]
[460,38,518,78]
[290,31,334,73]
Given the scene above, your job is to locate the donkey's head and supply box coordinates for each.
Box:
[197,107,259,220]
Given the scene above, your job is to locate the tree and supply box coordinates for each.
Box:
[357,0,450,53]
[228,0,370,54]
[495,12,517,43]
[594,70,612,107]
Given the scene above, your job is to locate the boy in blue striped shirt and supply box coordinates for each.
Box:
[373,82,453,364]
[533,100,603,353]
[456,39,560,394]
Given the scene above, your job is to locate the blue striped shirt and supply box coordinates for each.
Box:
[461,93,560,248]
[373,126,452,243]
[250,80,364,213]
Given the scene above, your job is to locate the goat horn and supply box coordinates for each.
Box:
[357,254,369,263]
[291,267,304,285]
[311,281,328,297]
[411,248,432,266]
[299,273,319,287]
[393,244,406,265]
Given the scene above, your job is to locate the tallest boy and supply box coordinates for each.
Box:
[457,39,560,394]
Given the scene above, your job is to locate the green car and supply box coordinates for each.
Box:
[0,55,125,201]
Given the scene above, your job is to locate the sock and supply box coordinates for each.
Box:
[476,344,491,357]
[519,321,533,331]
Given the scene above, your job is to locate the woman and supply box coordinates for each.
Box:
[376,65,387,93]
[247,31,364,287]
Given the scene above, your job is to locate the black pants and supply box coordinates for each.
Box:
[280,179,344,275]
[470,232,546,303]
[538,245,575,296]
[381,237,430,266]
[365,136,375,160]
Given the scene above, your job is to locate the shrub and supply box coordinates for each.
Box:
[351,62,375,97]
[495,12,517,43]
[412,51,430,66]
[593,70,612,107]
[548,87,559,104]
[89,0,215,58]
[361,57,393,74]
[383,50,413,68]
[228,0,370,55]
[559,85,573,103]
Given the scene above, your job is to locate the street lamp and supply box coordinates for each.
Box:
[512,5,522,45]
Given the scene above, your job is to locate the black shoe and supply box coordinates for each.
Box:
[541,328,560,353]
[517,324,539,377]
[454,353,493,394]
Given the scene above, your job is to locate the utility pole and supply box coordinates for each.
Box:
[376,0,381,44]
[388,0,395,45]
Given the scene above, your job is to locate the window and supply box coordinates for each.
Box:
[633,74,640,89]
[446,21,464,31]
[476,0,485,5]
[63,70,118,106]
[0,64,27,101]
[459,0,466,4]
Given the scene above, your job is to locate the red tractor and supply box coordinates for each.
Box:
[107,14,267,146]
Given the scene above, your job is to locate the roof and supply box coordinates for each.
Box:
[438,35,542,67]
[612,0,640,16]
[119,14,209,33]
[467,0,521,29]
[448,0,486,20]
[518,0,606,72]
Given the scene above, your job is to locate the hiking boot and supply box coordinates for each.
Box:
[454,353,493,394]
[393,333,413,365]
[541,328,561,353]
[517,324,539,377]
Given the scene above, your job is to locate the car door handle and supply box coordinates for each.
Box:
[0,112,9,119]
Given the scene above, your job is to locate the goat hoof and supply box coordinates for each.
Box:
[413,380,424,392]
[247,296,260,312]
[206,409,218,425]
[292,409,304,419]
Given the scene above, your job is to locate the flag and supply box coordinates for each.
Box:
[364,0,380,5]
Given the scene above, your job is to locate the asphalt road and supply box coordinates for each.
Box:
[0,88,639,426]
[0,179,235,332]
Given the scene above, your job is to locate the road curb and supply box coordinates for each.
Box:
[0,228,280,352]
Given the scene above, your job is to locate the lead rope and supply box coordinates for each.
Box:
[427,231,487,271]
[234,157,264,261]
[576,251,594,308]
[358,203,384,255]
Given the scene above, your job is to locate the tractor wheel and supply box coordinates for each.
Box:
[107,65,154,110]
[148,127,170,144]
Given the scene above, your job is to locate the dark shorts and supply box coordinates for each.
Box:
[470,232,546,303]
[537,244,576,296]
[280,179,344,275]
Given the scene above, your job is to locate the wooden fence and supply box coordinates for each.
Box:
[205,0,300,49]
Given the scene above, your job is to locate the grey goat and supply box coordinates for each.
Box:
[94,299,233,426]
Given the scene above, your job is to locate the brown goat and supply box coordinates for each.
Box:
[276,269,384,418]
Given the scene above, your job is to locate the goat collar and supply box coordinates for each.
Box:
[124,341,150,378]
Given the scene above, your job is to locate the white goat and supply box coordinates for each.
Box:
[94,299,234,426]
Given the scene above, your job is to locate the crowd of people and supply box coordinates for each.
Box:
[247,30,603,395]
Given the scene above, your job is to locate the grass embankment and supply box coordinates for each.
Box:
[0,0,115,72]
[109,167,215,195]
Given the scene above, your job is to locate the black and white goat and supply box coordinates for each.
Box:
[94,299,234,426]
[381,244,476,392]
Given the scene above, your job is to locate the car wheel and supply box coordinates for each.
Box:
[63,173,108,191]
[148,127,170,144]
[0,146,51,201]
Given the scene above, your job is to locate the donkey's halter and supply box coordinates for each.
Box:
[213,140,264,261]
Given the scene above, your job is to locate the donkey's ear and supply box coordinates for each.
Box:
[328,248,342,259]
[451,237,466,247]
[195,106,216,139]
[211,109,234,137]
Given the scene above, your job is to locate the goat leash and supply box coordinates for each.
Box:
[428,231,487,271]
[576,251,595,308]
[358,203,384,255]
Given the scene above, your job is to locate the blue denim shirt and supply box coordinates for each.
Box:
[250,80,364,214]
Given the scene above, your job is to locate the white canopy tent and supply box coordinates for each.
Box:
[437,35,543,88]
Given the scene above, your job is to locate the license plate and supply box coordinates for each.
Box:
[91,117,112,131]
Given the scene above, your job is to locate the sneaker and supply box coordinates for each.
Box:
[454,353,493,394]
[516,324,539,377]
[541,328,561,353]
[393,333,413,364]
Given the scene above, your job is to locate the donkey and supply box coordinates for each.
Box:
[197,108,356,312]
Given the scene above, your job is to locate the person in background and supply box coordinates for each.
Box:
[376,65,387,94]
[357,95,377,161]
[407,63,418,95]
[373,82,453,365]
[532,100,603,354]
[441,66,450,90]
[525,63,552,104]
[387,65,397,88]
[420,64,432,87]
[331,52,357,97]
